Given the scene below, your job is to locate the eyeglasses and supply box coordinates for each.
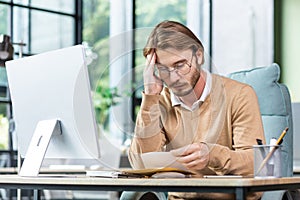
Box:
[154,53,194,79]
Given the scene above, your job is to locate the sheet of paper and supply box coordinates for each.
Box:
[141,151,188,171]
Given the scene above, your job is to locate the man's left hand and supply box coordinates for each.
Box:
[171,143,210,171]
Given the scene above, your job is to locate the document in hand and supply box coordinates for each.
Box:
[138,151,194,177]
[141,151,187,170]
[86,152,194,178]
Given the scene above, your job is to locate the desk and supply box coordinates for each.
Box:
[0,175,300,200]
[0,167,87,175]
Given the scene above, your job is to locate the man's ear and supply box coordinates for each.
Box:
[195,49,203,65]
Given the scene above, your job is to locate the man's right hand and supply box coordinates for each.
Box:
[144,51,163,95]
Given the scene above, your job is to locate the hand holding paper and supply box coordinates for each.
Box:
[141,151,188,170]
[170,143,210,171]
[140,151,196,177]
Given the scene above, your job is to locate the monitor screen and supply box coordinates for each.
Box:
[6,45,101,176]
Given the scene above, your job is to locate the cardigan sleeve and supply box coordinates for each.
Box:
[206,85,265,176]
[128,92,167,169]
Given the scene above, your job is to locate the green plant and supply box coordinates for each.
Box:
[93,84,121,129]
[0,114,8,149]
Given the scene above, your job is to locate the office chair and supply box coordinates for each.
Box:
[228,63,294,200]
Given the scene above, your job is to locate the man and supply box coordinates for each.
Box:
[128,20,265,200]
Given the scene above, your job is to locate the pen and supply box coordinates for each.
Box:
[256,138,266,158]
[255,127,289,176]
[256,139,263,145]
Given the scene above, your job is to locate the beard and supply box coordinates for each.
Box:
[169,69,200,97]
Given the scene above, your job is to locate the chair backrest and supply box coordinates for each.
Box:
[228,63,293,177]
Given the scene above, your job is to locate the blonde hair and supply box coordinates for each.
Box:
[143,20,204,64]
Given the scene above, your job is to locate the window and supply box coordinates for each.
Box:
[133,0,187,114]
[1,0,275,150]
[3,0,81,55]
[82,0,110,128]
[82,0,274,145]
[0,3,9,34]
[82,0,190,144]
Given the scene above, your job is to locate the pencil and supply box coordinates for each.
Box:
[275,127,289,145]
[255,127,288,176]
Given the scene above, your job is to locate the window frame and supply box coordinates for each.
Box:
[0,0,82,56]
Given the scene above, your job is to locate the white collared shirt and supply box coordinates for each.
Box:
[170,69,212,111]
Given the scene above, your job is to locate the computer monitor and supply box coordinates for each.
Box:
[6,45,101,176]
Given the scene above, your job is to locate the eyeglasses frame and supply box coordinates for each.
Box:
[154,51,195,79]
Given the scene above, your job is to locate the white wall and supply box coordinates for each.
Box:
[212,0,274,75]
[281,0,300,102]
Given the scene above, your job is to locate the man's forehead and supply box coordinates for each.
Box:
[156,49,191,64]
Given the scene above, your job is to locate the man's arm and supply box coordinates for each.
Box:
[207,85,265,175]
[128,93,167,169]
[129,50,166,169]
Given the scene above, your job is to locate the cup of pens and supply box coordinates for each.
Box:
[253,144,282,178]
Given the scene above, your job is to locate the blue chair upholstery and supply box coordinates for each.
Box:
[228,63,294,199]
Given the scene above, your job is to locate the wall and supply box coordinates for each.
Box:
[281,0,300,102]
[212,0,274,75]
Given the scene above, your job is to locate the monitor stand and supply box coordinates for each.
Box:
[19,119,61,177]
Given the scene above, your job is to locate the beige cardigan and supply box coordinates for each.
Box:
[129,74,265,199]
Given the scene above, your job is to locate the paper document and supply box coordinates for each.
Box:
[141,151,188,171]
[86,170,144,178]
[86,152,193,178]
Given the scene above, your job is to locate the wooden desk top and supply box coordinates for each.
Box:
[0,175,300,188]
[1,167,300,187]
[1,174,300,200]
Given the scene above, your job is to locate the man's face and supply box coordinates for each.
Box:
[155,48,201,97]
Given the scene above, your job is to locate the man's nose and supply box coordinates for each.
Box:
[169,70,181,82]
